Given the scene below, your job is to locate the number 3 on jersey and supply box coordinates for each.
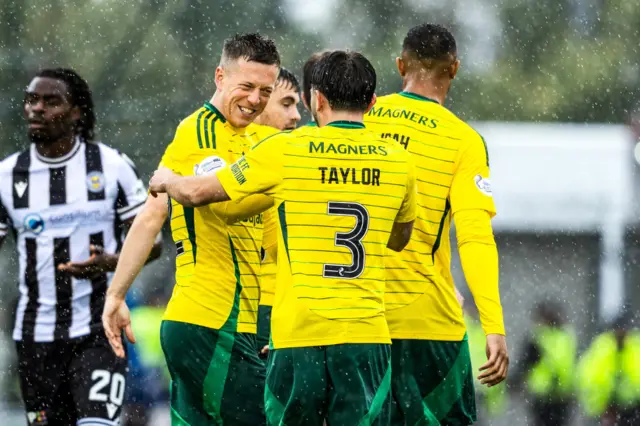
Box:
[323,202,369,279]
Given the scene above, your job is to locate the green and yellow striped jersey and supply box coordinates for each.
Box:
[217,121,417,349]
[160,102,268,333]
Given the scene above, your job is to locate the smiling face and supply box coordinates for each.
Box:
[254,79,301,131]
[214,58,280,129]
[24,77,79,144]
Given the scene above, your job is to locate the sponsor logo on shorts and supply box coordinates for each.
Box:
[474,174,492,196]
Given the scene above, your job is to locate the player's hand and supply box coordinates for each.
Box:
[478,334,509,387]
[148,167,176,197]
[261,345,269,355]
[102,294,136,359]
[57,245,117,280]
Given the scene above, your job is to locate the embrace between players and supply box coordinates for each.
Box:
[105,25,508,425]
[1,23,508,426]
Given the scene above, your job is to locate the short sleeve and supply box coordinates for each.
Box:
[217,136,284,201]
[396,158,417,223]
[114,152,147,221]
[0,195,10,237]
[449,134,496,216]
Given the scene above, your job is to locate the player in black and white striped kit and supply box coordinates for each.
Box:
[0,69,162,426]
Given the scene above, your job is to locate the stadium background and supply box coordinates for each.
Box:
[0,0,639,424]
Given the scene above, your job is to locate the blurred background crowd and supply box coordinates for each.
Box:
[1,0,640,424]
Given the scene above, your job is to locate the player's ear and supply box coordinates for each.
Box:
[450,59,460,80]
[396,57,406,77]
[364,93,377,114]
[214,66,224,90]
[314,90,326,112]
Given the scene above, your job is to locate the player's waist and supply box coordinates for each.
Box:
[385,296,466,341]
[270,314,390,349]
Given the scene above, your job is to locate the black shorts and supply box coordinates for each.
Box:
[15,332,128,426]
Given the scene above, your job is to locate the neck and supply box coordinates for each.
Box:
[35,133,77,159]
[317,110,364,127]
[402,75,450,105]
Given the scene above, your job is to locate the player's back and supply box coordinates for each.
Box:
[268,122,415,348]
[160,103,265,333]
[364,92,494,340]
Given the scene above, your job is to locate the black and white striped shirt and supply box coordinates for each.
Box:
[0,138,146,342]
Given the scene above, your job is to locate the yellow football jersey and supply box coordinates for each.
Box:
[217,121,417,349]
[249,124,281,308]
[160,102,268,333]
[364,92,496,341]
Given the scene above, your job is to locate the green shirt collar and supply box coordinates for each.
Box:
[326,120,365,129]
[399,91,440,104]
[203,102,227,123]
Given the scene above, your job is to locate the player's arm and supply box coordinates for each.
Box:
[191,154,274,223]
[210,195,274,224]
[150,137,283,205]
[387,158,417,252]
[103,193,168,358]
[450,134,507,387]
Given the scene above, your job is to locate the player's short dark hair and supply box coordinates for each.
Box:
[36,68,96,142]
[221,33,280,67]
[302,50,331,106]
[277,68,300,93]
[310,50,376,112]
[402,24,457,62]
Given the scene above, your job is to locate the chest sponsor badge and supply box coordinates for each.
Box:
[474,174,492,196]
[194,156,226,176]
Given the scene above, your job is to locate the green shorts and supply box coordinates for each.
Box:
[256,305,272,355]
[160,320,266,426]
[391,337,476,426]
[265,343,392,426]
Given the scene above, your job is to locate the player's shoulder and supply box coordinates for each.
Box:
[253,128,297,151]
[175,106,209,134]
[374,93,402,106]
[90,141,141,175]
[445,113,487,157]
[248,123,280,142]
[171,104,226,150]
[0,150,25,174]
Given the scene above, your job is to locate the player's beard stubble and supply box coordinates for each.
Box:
[27,114,74,144]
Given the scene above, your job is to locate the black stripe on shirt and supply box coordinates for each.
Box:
[12,150,31,209]
[49,166,67,206]
[85,142,106,201]
[53,237,72,340]
[21,238,39,340]
[89,232,108,330]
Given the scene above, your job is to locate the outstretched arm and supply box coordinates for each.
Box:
[103,193,168,358]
